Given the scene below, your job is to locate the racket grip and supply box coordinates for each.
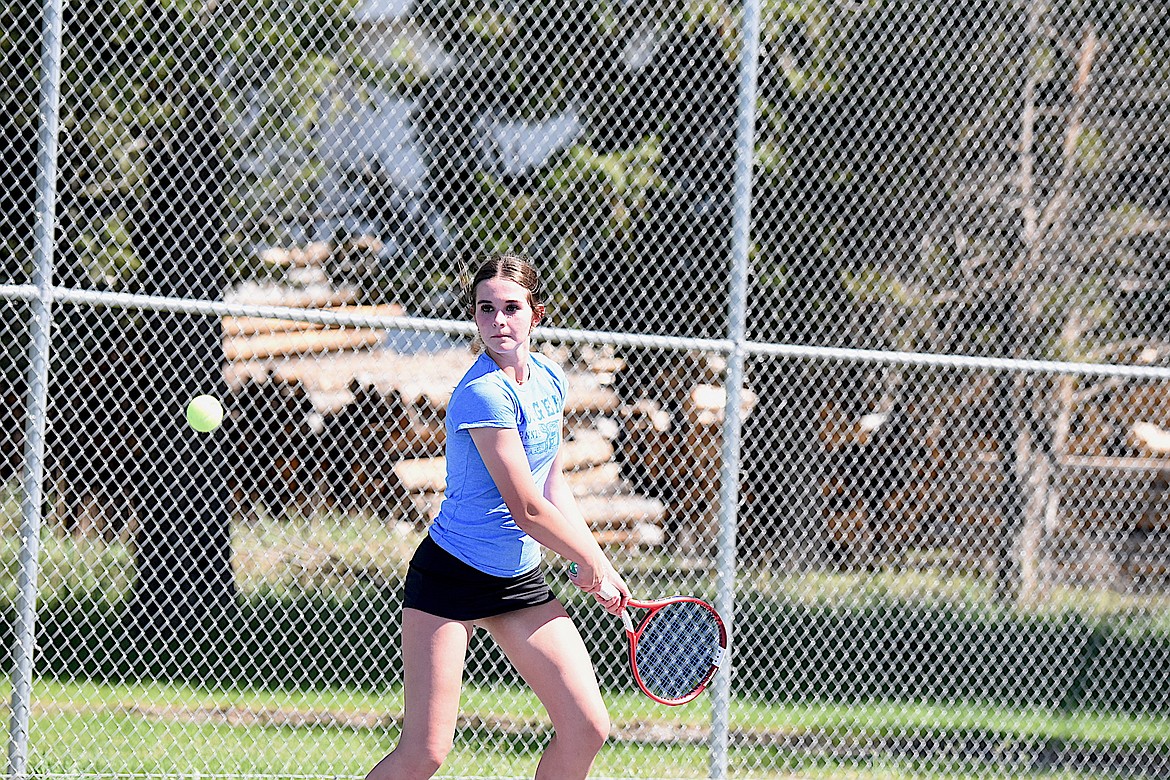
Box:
[569,562,620,602]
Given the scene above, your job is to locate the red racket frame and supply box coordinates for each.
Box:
[615,595,728,706]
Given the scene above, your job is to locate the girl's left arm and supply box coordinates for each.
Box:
[544,448,629,611]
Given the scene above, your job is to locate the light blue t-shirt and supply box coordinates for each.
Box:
[429,352,567,577]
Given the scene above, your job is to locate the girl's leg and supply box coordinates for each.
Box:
[365,608,473,780]
[479,600,610,780]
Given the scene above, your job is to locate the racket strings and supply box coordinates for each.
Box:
[634,601,722,701]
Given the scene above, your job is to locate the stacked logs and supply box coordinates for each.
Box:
[218,316,679,551]
[47,293,759,561]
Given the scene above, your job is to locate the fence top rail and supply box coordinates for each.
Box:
[2,283,1169,380]
[747,340,1170,380]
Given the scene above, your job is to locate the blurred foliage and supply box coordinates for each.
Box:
[776,1,1168,358]
[5,0,1164,340]
[4,502,1170,713]
[5,0,1169,613]
[2,0,371,287]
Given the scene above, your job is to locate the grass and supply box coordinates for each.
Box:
[6,496,1170,778]
[23,678,706,778]
[17,677,1170,779]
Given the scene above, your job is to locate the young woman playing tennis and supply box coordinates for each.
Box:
[365,254,630,780]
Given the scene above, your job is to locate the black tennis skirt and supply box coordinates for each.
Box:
[403,534,556,621]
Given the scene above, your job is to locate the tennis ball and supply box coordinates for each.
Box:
[185,394,224,433]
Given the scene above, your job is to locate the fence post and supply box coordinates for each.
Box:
[7,0,64,775]
[709,1,762,778]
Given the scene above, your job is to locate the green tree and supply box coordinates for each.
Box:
[5,0,374,656]
[780,1,1170,597]
[944,1,1170,602]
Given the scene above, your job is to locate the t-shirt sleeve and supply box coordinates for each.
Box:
[450,377,517,431]
[551,360,568,406]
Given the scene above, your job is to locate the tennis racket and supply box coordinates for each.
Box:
[573,565,726,706]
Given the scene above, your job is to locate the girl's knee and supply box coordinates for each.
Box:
[565,703,611,754]
[587,708,611,750]
[368,738,452,780]
[409,740,453,776]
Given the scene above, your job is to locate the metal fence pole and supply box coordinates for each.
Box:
[7,0,64,775]
[709,1,762,777]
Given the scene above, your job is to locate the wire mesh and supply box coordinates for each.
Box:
[3,1,1170,778]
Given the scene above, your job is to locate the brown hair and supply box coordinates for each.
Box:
[464,254,547,316]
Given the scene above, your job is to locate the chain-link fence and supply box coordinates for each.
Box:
[4,1,1170,778]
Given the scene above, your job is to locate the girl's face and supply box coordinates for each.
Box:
[474,276,544,361]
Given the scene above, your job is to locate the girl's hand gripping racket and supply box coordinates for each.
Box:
[596,579,727,706]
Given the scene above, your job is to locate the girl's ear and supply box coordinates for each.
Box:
[532,303,546,326]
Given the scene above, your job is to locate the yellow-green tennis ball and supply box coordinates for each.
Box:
[185,394,224,433]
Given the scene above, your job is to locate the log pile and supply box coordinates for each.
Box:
[45,282,756,559]
[1052,378,1170,588]
[219,303,671,551]
[222,302,405,388]
[814,364,1170,585]
[604,352,762,557]
[389,429,666,547]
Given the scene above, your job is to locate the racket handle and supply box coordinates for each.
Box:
[598,581,634,631]
[568,562,620,603]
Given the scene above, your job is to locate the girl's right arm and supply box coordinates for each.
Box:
[468,426,613,590]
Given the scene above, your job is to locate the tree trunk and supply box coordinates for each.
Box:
[995,6,1101,605]
[125,81,235,664]
[1012,384,1054,606]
